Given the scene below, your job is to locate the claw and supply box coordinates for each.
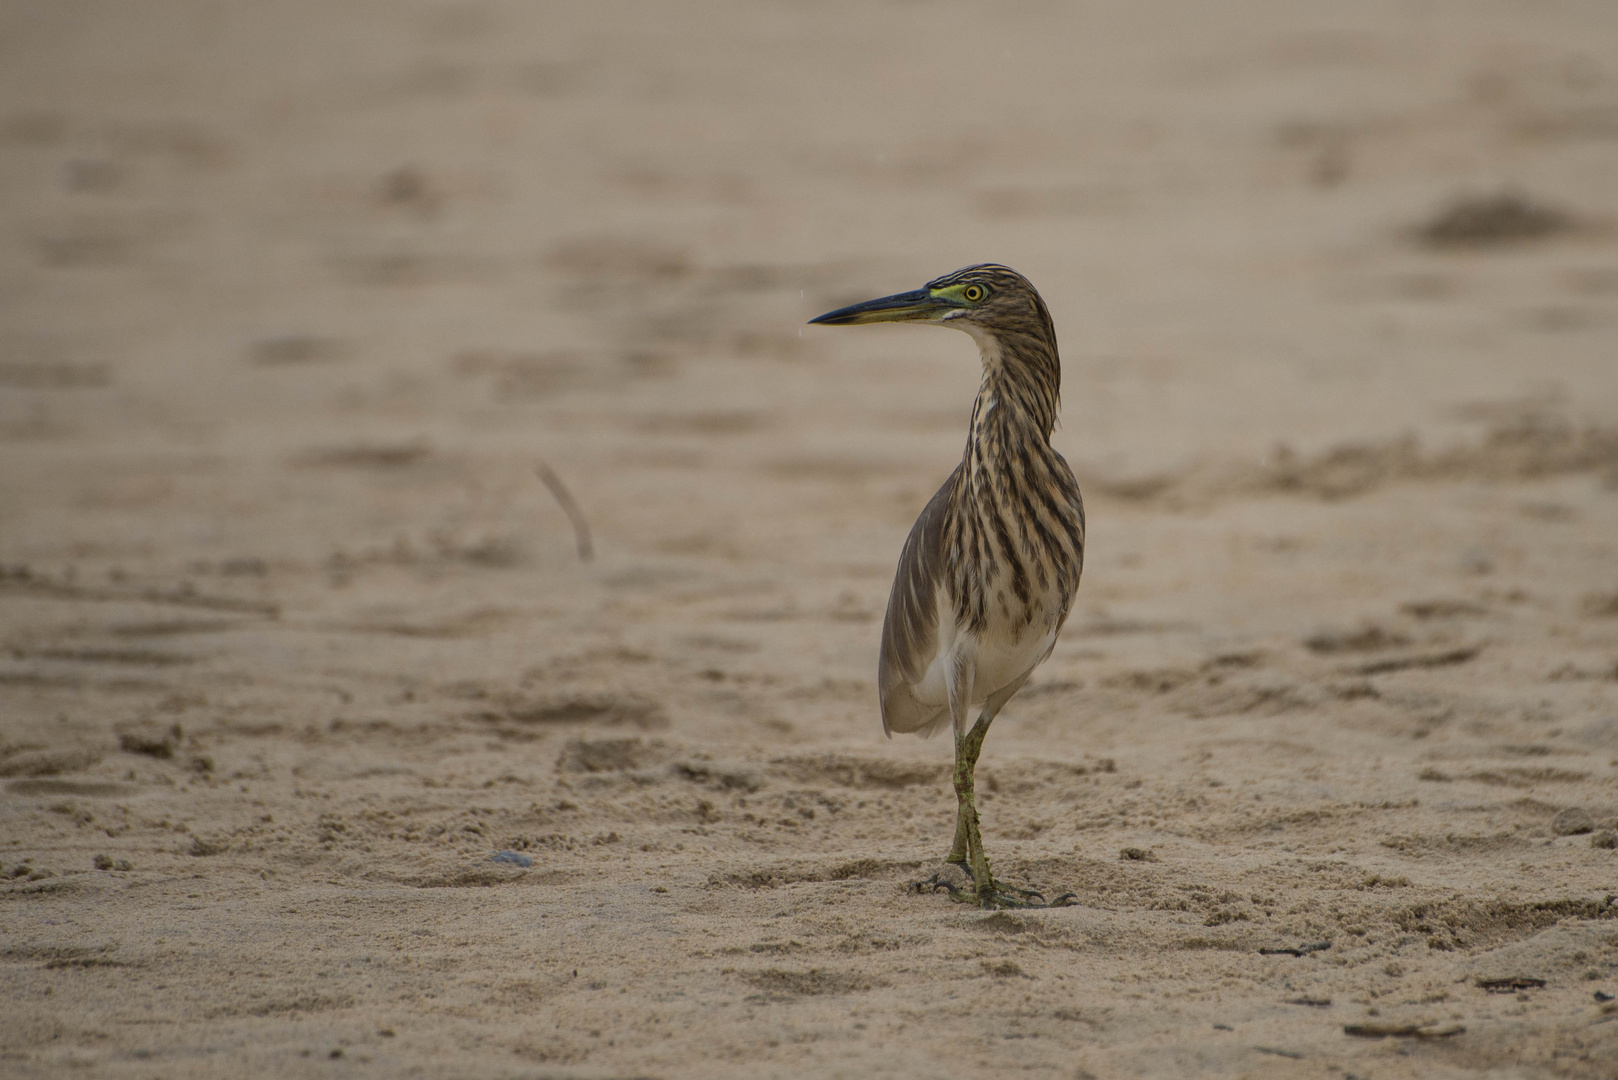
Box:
[910,872,970,902]
[979,889,1046,910]
[1002,884,1046,902]
[912,870,1078,909]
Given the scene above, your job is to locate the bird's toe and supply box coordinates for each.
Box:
[910,861,974,899]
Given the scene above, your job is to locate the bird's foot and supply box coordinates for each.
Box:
[911,862,1078,909]
[910,861,973,899]
[972,881,1079,910]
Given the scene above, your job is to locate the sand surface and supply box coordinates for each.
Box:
[4,2,1618,1076]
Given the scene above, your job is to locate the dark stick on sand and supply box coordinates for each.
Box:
[536,462,594,563]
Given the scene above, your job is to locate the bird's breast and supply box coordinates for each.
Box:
[910,579,1065,710]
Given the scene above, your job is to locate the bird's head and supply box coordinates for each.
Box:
[812,264,1063,432]
[808,264,1053,349]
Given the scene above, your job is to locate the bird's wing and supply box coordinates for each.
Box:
[878,468,958,737]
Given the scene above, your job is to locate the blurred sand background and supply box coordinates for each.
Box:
[4,1,1618,1076]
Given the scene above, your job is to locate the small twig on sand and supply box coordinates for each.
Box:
[1476,977,1545,993]
[1259,941,1331,957]
[535,462,593,562]
[1343,1022,1464,1040]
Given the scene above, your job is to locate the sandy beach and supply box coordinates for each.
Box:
[3,2,1618,1076]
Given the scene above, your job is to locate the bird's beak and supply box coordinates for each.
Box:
[808,288,947,326]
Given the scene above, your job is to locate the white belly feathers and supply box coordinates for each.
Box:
[911,583,1060,711]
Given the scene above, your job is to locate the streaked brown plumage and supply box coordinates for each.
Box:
[810,264,1085,907]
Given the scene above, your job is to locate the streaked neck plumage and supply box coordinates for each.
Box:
[945,316,1082,634]
[959,318,1062,486]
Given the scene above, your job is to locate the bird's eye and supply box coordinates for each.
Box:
[962,284,986,303]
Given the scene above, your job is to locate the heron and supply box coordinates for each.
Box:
[810,264,1085,909]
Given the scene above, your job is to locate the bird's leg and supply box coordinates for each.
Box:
[914,655,984,901]
[946,727,976,867]
[941,653,977,872]
[913,716,990,904]
[952,712,995,906]
[941,690,1077,910]
[913,665,1075,907]
[941,712,1043,907]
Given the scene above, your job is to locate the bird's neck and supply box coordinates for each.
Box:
[961,325,1061,459]
[943,321,1082,634]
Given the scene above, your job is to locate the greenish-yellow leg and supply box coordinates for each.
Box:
[917,674,1070,909]
[948,714,995,906]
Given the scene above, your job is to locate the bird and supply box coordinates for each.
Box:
[810,264,1085,909]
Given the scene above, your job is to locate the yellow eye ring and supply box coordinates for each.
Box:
[963,284,986,302]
